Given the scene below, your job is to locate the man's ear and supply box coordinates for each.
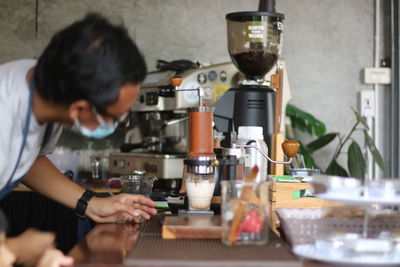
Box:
[68,100,91,121]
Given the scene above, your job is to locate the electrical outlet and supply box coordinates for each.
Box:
[359,90,375,117]
[364,67,391,84]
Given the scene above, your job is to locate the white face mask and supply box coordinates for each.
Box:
[72,108,121,139]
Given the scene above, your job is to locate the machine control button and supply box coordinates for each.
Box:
[197,73,207,84]
[203,86,213,100]
[208,70,217,81]
[220,70,227,82]
[158,86,175,97]
[118,160,125,168]
[145,92,159,105]
[145,164,157,173]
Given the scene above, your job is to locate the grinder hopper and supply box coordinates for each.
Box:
[227,11,284,81]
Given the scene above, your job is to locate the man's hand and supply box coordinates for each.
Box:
[86,194,157,223]
[37,248,73,267]
[23,158,156,224]
[6,229,55,266]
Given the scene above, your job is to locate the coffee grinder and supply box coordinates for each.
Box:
[213,10,284,154]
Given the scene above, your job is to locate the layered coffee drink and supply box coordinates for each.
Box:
[186,177,216,210]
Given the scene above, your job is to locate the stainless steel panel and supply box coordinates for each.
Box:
[109,153,184,179]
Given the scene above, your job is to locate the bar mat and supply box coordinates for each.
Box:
[126,226,300,267]
[139,215,163,236]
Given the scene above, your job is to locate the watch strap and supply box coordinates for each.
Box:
[75,189,95,218]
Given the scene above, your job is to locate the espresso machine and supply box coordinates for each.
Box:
[109,63,238,196]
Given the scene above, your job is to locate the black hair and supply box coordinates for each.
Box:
[0,209,8,232]
[34,13,147,110]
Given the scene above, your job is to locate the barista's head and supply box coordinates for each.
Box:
[0,210,15,267]
[34,13,146,130]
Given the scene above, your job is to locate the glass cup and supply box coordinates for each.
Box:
[106,174,157,198]
[221,180,270,245]
[90,155,102,179]
[185,173,217,211]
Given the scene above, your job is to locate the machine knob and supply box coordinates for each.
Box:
[203,86,213,100]
[282,140,300,158]
[118,160,125,168]
[170,77,183,87]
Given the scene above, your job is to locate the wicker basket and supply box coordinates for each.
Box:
[269,182,341,235]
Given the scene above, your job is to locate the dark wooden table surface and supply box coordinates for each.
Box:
[68,215,338,267]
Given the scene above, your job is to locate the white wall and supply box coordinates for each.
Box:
[0,0,380,171]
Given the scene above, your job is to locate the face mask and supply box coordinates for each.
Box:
[72,109,118,139]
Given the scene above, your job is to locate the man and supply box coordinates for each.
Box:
[0,13,156,264]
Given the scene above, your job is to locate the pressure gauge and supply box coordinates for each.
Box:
[181,82,200,104]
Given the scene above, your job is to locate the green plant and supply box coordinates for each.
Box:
[286,104,384,179]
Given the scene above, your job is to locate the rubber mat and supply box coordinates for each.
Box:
[126,215,300,267]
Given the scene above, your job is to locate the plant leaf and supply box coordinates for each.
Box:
[363,130,385,171]
[286,104,326,137]
[299,144,315,169]
[347,141,366,179]
[286,104,303,117]
[352,108,369,130]
[306,121,314,135]
[325,160,349,176]
[293,117,306,132]
[306,132,339,153]
[313,120,326,137]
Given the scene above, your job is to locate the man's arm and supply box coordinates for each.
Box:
[23,156,157,222]
[23,156,84,209]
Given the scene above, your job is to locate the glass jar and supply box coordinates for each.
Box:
[221,180,270,245]
[106,171,157,198]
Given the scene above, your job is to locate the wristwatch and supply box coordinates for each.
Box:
[74,189,95,218]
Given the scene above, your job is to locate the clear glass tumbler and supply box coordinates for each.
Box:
[221,180,270,245]
[185,172,217,211]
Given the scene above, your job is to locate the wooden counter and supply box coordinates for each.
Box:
[69,215,333,267]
